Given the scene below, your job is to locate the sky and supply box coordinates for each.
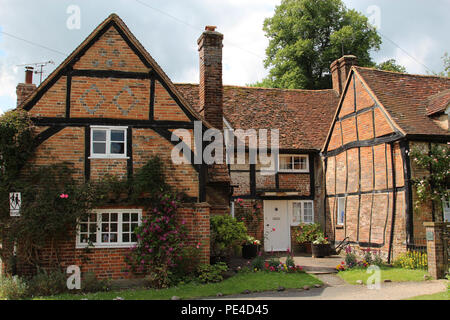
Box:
[0,0,449,114]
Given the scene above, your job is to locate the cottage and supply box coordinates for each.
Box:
[322,58,450,260]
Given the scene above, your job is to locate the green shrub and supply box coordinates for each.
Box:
[393,251,428,270]
[81,272,110,293]
[267,257,281,268]
[285,255,295,268]
[345,252,357,268]
[293,223,322,244]
[0,275,29,300]
[27,269,67,297]
[210,215,247,260]
[251,254,265,271]
[197,262,228,283]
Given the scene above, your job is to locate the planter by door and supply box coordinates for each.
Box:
[242,244,259,259]
[311,244,330,258]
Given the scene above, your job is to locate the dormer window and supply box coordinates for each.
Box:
[90,126,128,159]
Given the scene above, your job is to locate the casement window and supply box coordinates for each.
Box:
[76,209,142,248]
[90,126,128,158]
[278,154,309,172]
[337,197,346,226]
[290,200,314,226]
[443,197,450,222]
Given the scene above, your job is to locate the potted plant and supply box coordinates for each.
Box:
[242,235,261,259]
[311,233,330,258]
[293,223,321,254]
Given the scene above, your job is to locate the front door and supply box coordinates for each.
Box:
[264,200,290,252]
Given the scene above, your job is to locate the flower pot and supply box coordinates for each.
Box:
[305,242,312,254]
[242,244,258,259]
[293,243,306,254]
[312,243,330,258]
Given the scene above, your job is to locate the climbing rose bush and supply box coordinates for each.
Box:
[124,193,190,286]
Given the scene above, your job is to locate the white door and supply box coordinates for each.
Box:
[264,200,290,252]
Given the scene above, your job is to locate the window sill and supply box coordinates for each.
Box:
[278,170,309,174]
[76,243,136,249]
[88,156,130,160]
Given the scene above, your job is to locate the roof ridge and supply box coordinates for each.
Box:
[354,66,450,81]
[175,82,338,93]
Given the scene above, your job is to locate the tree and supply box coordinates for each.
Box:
[376,59,406,73]
[437,52,450,77]
[256,0,381,89]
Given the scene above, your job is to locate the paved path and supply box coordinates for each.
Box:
[210,275,448,300]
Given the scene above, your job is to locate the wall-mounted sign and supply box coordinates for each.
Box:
[9,192,21,217]
[426,230,434,241]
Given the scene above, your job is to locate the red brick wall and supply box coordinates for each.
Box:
[13,204,210,280]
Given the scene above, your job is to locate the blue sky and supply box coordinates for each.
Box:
[0,0,449,115]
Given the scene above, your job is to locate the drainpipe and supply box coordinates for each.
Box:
[387,142,397,263]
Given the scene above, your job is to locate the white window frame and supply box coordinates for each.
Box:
[278,154,309,173]
[337,197,346,226]
[289,200,314,226]
[89,126,129,159]
[76,209,142,249]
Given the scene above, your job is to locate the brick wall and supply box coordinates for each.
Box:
[13,203,210,280]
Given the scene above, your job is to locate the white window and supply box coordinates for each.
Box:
[90,126,128,158]
[443,197,450,222]
[290,201,314,225]
[337,197,346,226]
[76,209,142,248]
[278,155,309,172]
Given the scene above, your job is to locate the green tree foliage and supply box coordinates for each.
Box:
[410,144,450,221]
[376,59,407,73]
[256,0,381,89]
[437,52,450,77]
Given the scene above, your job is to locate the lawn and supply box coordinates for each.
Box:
[337,266,428,285]
[35,272,322,300]
[407,290,449,300]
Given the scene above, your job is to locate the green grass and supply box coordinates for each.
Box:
[35,272,321,300]
[407,281,449,300]
[337,266,428,285]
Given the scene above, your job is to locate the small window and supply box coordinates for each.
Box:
[337,197,346,226]
[90,126,127,158]
[279,155,309,172]
[443,197,450,222]
[291,201,314,225]
[77,209,142,248]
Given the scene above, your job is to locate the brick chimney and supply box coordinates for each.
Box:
[16,66,37,107]
[330,55,357,95]
[198,26,223,130]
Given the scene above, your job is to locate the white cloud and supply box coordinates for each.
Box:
[393,36,436,75]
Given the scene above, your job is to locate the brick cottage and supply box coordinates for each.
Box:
[2,14,450,278]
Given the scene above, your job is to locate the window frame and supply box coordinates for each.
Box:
[278,154,309,173]
[289,200,314,226]
[337,197,346,226]
[89,126,128,159]
[76,209,142,249]
[443,196,450,222]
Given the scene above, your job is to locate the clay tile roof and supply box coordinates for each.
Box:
[354,67,450,136]
[425,89,450,116]
[175,84,340,150]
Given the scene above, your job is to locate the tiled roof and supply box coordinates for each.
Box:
[425,89,450,116]
[355,67,450,136]
[175,84,340,150]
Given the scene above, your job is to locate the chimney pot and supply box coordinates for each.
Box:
[25,66,34,84]
[330,55,357,95]
[205,26,217,32]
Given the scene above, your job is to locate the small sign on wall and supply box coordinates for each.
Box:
[426,230,434,241]
[9,192,21,217]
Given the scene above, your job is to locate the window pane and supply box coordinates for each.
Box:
[279,156,292,170]
[92,130,106,141]
[80,224,87,232]
[102,234,109,243]
[304,202,313,223]
[338,198,345,224]
[122,234,130,242]
[93,142,106,154]
[80,234,88,243]
[292,203,301,223]
[102,213,109,222]
[131,223,138,232]
[123,213,130,222]
[110,234,117,242]
[89,224,97,233]
[110,223,117,232]
[293,156,307,170]
[131,234,137,242]
[111,213,118,222]
[111,130,124,142]
[111,142,124,154]
[131,214,138,222]
[88,234,96,243]
[123,223,129,232]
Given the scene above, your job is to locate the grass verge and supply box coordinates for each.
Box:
[35,272,321,300]
[337,266,428,285]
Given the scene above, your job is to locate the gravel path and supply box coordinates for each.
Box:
[209,274,448,300]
